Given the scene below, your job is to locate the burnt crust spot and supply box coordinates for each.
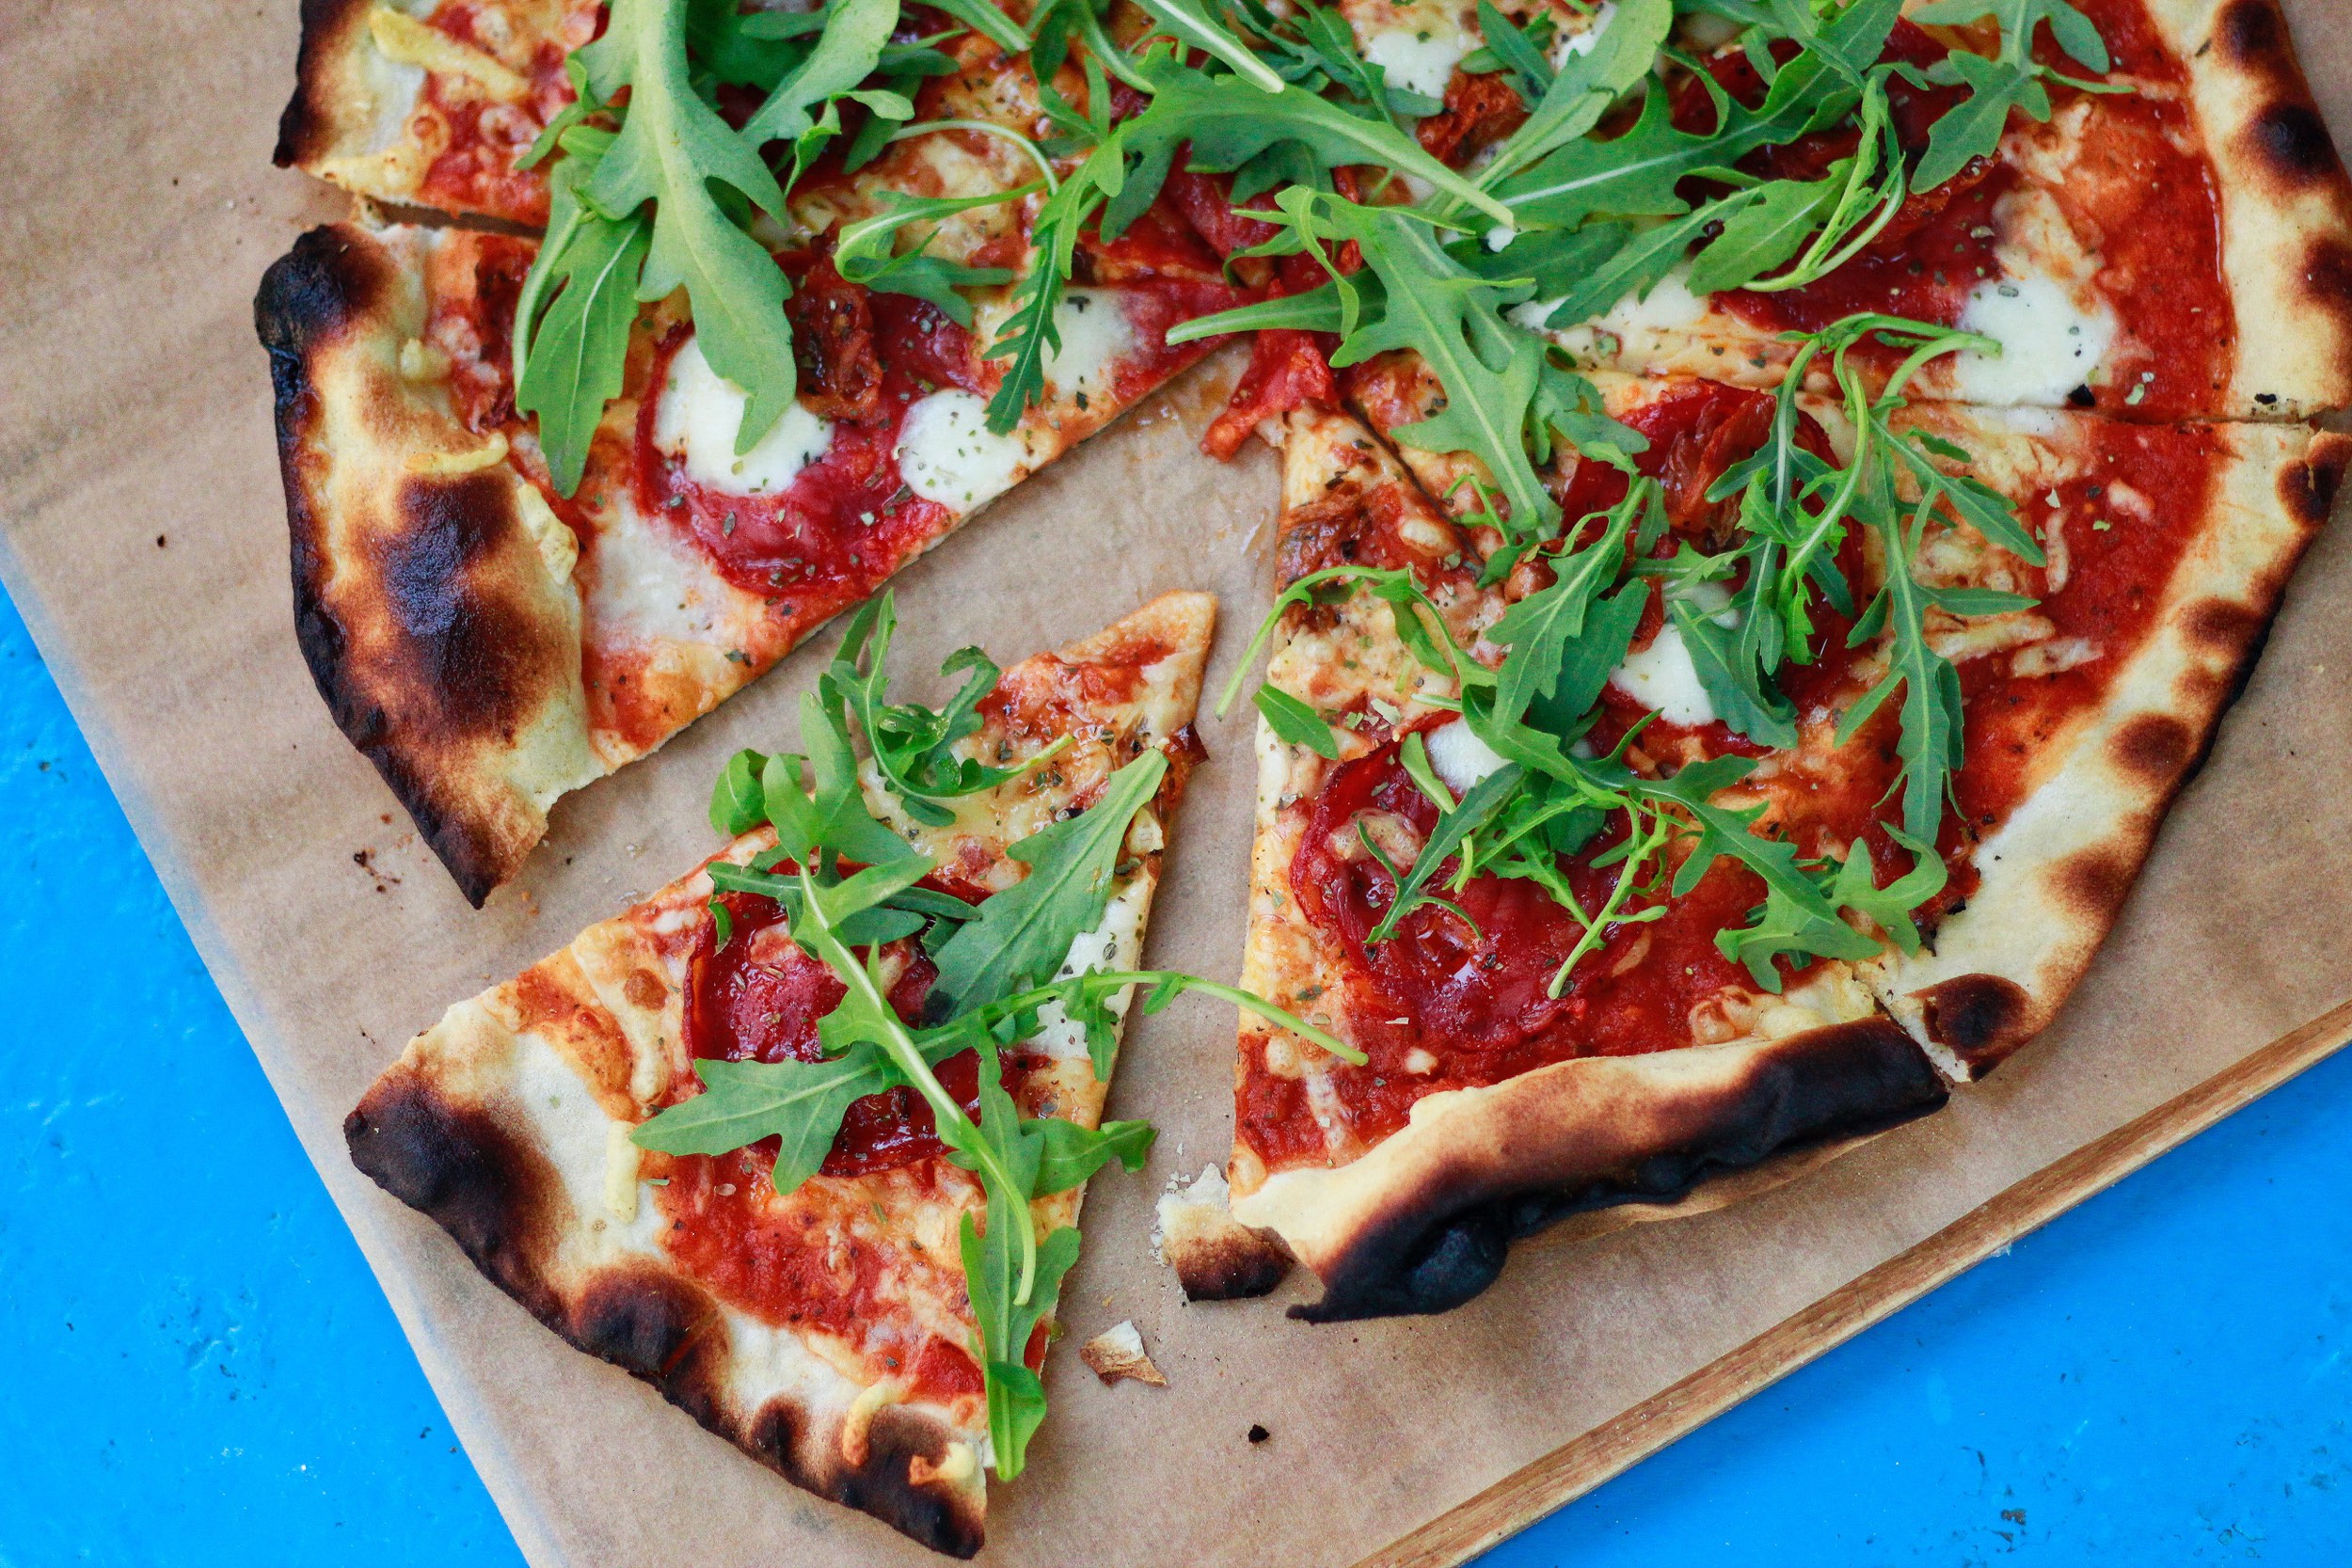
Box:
[2056,844,2139,927]
[345,1069,561,1323]
[2286,431,2352,528]
[1291,1021,1948,1322]
[1916,974,2035,1072]
[2217,0,2287,63]
[832,1406,986,1560]
[2110,713,2194,783]
[1169,1227,1295,1302]
[373,472,561,743]
[571,1269,720,1382]
[274,0,375,168]
[2246,103,2341,187]
[2184,596,2267,658]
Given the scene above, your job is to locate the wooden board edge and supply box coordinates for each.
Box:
[1353,997,2352,1568]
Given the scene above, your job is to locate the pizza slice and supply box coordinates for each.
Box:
[1167,333,2345,1320]
[344,590,1333,1555]
[257,149,1241,901]
[276,0,600,226]
[1313,0,2352,422]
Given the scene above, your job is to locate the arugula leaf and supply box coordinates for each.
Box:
[578,0,800,453]
[1838,489,1966,844]
[1908,0,2112,192]
[1363,761,1526,944]
[1254,684,1341,758]
[925,0,1031,57]
[742,0,901,144]
[1470,0,1672,191]
[515,145,650,495]
[821,594,1058,823]
[761,691,921,865]
[1492,0,1902,226]
[930,750,1168,1011]
[632,1045,898,1193]
[833,186,1031,325]
[1336,210,1557,534]
[1486,483,1644,728]
[1683,174,1841,297]
[962,1206,1079,1478]
[1030,1116,1155,1195]
[1716,829,1949,990]
[709,748,771,835]
[1133,0,1287,91]
[1643,757,1842,924]
[1669,595,1800,747]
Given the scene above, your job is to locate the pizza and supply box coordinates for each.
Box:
[261,8,1260,902]
[276,0,602,226]
[261,0,2352,1547]
[1137,0,2352,1320]
[1162,326,2348,1316]
[346,591,1252,1555]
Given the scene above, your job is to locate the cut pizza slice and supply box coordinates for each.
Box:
[276,0,599,226]
[1330,0,2352,422]
[346,591,1235,1557]
[1168,347,2344,1321]
[257,167,1240,900]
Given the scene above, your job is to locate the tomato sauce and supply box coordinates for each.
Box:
[649,878,1052,1400]
[413,5,580,226]
[1692,4,2232,419]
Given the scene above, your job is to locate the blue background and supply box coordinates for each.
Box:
[3,575,2347,1568]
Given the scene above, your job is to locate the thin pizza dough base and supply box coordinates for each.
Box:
[346,591,1214,1558]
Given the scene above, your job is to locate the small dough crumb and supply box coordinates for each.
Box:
[1080,1321,1168,1387]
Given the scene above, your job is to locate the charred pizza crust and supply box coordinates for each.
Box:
[258,223,602,903]
[1862,411,2352,1074]
[256,196,1229,900]
[1184,392,2342,1318]
[347,592,1215,1557]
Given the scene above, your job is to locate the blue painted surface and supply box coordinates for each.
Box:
[1,573,2347,1567]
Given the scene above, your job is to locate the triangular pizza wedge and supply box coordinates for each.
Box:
[346,590,1214,1556]
[258,178,1239,899]
[260,9,1257,902]
[1165,372,2344,1320]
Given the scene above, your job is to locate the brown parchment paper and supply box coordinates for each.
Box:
[7,3,2352,1562]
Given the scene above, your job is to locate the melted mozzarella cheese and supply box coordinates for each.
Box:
[1514,261,1708,340]
[1552,0,1618,62]
[1022,874,1154,1062]
[894,389,1031,511]
[1610,622,1718,726]
[1424,720,1508,795]
[1042,289,1136,405]
[655,335,834,495]
[1362,24,1469,99]
[1598,263,1708,335]
[1950,276,2116,405]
